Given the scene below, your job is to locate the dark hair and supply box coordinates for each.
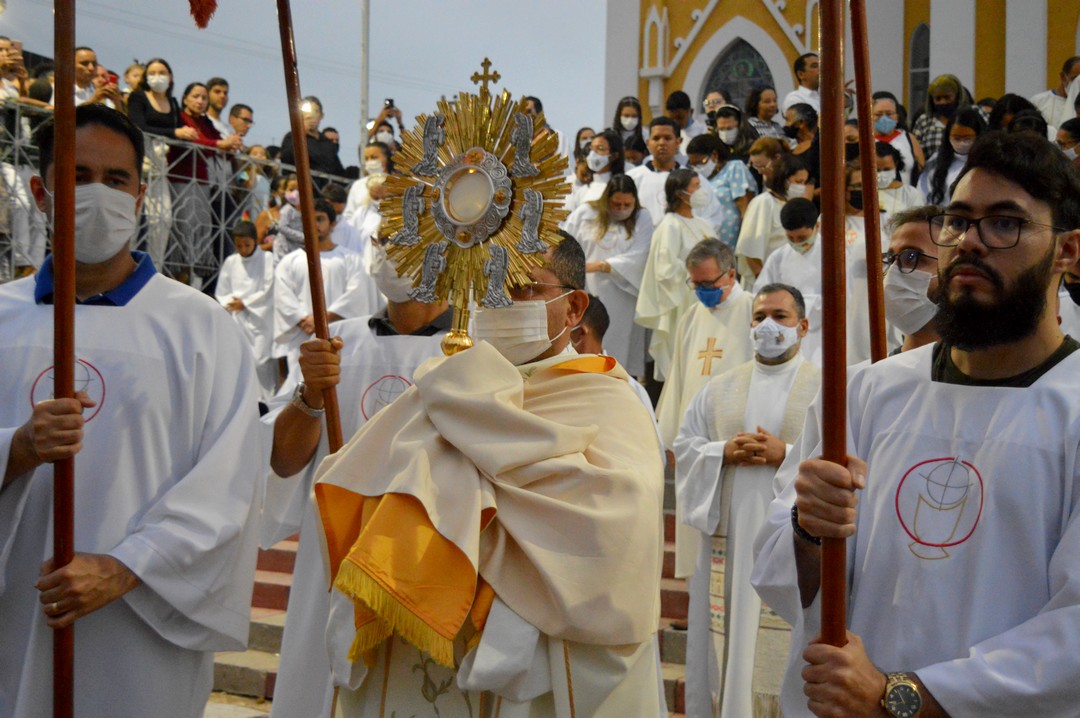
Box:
[780,197,819,230]
[686,133,724,161]
[365,140,395,174]
[648,115,680,137]
[1061,118,1080,143]
[573,126,595,163]
[322,127,339,137]
[1062,56,1080,76]
[580,294,610,339]
[229,103,253,119]
[756,282,806,319]
[302,95,323,112]
[181,81,207,108]
[927,107,986,204]
[794,53,818,79]
[875,140,906,172]
[987,93,1037,131]
[1007,110,1048,138]
[589,173,641,237]
[767,155,807,196]
[320,182,348,204]
[954,130,1080,230]
[625,133,648,155]
[976,97,998,111]
[612,96,644,137]
[665,90,691,111]
[664,168,697,212]
[313,197,337,224]
[524,96,544,114]
[37,103,145,181]
[592,128,625,175]
[231,220,257,240]
[745,85,777,120]
[138,57,175,96]
[206,76,228,92]
[551,229,586,290]
[787,102,818,129]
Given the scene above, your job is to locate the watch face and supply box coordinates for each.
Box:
[885,683,922,718]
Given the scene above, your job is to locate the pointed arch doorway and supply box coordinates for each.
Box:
[703,38,776,109]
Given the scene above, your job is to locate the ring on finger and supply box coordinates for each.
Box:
[48,601,60,613]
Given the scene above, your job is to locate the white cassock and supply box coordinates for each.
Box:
[563,172,611,216]
[656,285,754,579]
[0,270,264,717]
[674,355,820,718]
[1,162,44,272]
[753,239,825,366]
[753,344,1080,717]
[564,203,654,376]
[844,215,901,363]
[635,213,718,381]
[627,163,675,227]
[1032,74,1079,128]
[347,203,382,272]
[1059,287,1080,338]
[263,315,447,718]
[216,249,277,401]
[735,192,787,287]
[332,218,368,265]
[272,245,383,374]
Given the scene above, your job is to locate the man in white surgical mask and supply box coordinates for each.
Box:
[8,103,264,715]
[882,205,944,353]
[674,282,818,718]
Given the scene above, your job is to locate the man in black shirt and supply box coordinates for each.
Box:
[280,95,345,181]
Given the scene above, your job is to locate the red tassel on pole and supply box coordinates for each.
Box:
[188,0,218,29]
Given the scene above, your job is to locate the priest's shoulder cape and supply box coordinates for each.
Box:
[752,343,1080,717]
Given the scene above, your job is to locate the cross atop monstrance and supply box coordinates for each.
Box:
[470,57,501,97]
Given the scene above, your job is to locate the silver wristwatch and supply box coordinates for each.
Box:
[291,383,325,417]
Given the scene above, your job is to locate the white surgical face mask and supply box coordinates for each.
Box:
[48,183,138,265]
[692,159,717,178]
[750,317,800,358]
[146,75,170,93]
[877,170,896,189]
[717,128,739,145]
[474,292,570,365]
[883,266,937,336]
[609,205,634,222]
[370,244,414,303]
[1064,146,1078,161]
[375,130,394,145]
[950,138,974,156]
[686,187,710,210]
[621,116,639,132]
[787,182,807,200]
[586,151,609,173]
[364,159,384,174]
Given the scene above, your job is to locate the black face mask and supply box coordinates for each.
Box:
[783,124,800,140]
[1065,277,1080,306]
[935,102,957,120]
[845,142,861,162]
[848,189,864,211]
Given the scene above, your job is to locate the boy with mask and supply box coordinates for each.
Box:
[883,205,944,353]
[675,283,819,718]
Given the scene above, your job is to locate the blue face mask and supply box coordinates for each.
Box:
[874,115,898,135]
[695,284,724,308]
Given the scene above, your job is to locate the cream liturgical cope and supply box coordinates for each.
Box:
[215,248,277,400]
[314,343,665,717]
[636,212,718,380]
[262,315,447,718]
[564,204,654,375]
[626,163,674,227]
[753,345,1080,717]
[675,355,819,718]
[272,245,383,371]
[655,284,754,577]
[753,240,823,365]
[735,191,787,286]
[0,268,264,717]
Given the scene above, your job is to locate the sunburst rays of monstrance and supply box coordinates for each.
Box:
[379,59,569,355]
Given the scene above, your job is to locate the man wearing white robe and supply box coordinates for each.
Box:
[752,131,1080,717]
[318,239,665,717]
[265,244,451,718]
[272,198,382,377]
[1031,57,1080,128]
[656,239,754,584]
[627,117,683,226]
[0,105,263,717]
[216,221,276,401]
[675,284,820,717]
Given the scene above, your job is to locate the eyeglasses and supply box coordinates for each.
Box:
[882,248,937,274]
[686,275,725,290]
[928,213,1068,249]
[508,281,574,301]
[237,116,254,125]
[703,99,723,109]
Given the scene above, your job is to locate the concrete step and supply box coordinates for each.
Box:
[204,691,271,717]
[249,607,287,655]
[252,569,292,611]
[256,539,298,574]
[213,649,278,700]
[661,662,686,715]
[664,475,676,512]
[658,618,688,665]
[660,577,689,622]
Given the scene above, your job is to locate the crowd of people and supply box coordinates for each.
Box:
[2,33,1080,718]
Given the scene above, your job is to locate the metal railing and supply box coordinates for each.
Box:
[0,100,351,289]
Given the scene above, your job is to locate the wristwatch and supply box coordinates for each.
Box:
[882,672,922,718]
[291,382,325,418]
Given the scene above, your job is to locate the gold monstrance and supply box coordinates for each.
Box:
[379,58,569,355]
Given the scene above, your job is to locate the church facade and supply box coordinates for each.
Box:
[603,0,1080,120]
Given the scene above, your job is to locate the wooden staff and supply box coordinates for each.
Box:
[50,1,77,714]
[275,0,343,451]
[851,0,887,362]
[818,0,849,648]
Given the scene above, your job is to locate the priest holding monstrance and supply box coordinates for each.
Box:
[313,64,666,717]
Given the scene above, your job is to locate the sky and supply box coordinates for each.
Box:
[2,0,608,169]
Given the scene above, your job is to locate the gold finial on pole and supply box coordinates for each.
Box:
[470,57,501,98]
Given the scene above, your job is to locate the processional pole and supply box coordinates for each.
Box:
[851,0,887,362]
[818,0,849,648]
[274,0,344,452]
[51,0,77,714]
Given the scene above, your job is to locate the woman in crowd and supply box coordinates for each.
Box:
[126,58,198,144]
[121,62,144,100]
[735,155,808,282]
[1057,117,1080,170]
[911,73,975,160]
[564,175,653,376]
[624,133,648,170]
[875,141,925,217]
[987,93,1039,132]
[685,133,755,248]
[746,136,789,195]
[744,85,786,141]
[919,107,985,205]
[239,145,272,220]
[612,95,646,147]
[256,176,289,249]
[712,104,758,162]
[566,129,624,213]
[343,140,393,221]
[872,91,923,186]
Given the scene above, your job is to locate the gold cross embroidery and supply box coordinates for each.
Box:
[698,337,723,375]
[470,57,501,97]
